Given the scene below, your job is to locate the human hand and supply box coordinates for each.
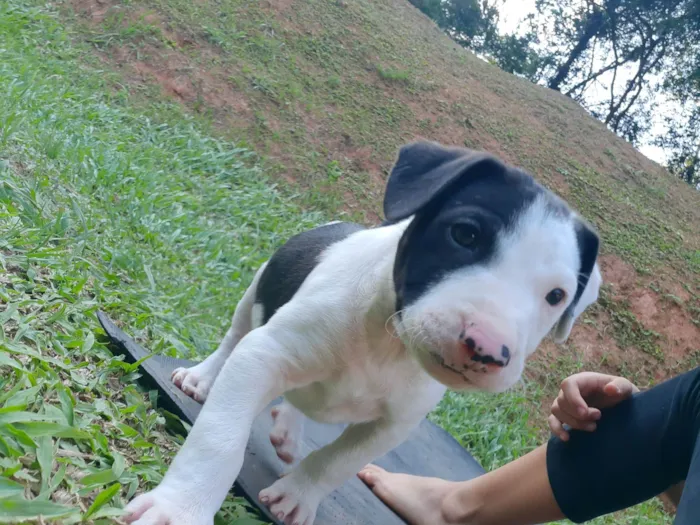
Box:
[549,372,639,441]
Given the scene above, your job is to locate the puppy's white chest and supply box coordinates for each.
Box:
[285,357,425,424]
[286,380,382,423]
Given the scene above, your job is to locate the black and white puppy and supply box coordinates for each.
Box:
[125,141,602,525]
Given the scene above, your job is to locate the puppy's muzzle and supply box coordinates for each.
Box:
[459,324,513,372]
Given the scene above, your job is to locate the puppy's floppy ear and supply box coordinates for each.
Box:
[383,141,503,222]
[552,220,602,343]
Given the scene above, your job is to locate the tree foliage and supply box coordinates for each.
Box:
[655,104,700,188]
[411,0,700,189]
[536,0,700,141]
[408,0,500,49]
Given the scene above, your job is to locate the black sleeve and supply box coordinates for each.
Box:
[546,366,700,524]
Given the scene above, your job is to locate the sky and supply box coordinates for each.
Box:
[495,0,668,165]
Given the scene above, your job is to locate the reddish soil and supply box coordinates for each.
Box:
[629,289,698,361]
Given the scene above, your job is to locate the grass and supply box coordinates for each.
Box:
[0,2,319,521]
[64,0,421,214]
[61,0,699,282]
[375,65,413,85]
[0,0,693,524]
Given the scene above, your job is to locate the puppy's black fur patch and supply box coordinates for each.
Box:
[390,160,544,311]
[554,219,600,333]
[384,142,598,330]
[255,222,365,324]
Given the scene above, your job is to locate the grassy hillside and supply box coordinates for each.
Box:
[61,0,699,375]
[0,0,697,523]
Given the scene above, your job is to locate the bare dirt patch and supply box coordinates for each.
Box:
[628,288,699,361]
[126,49,251,120]
[595,254,699,365]
[601,254,638,296]
[70,0,113,22]
[263,0,296,13]
[70,2,256,131]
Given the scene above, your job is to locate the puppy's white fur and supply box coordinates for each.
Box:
[399,195,586,393]
[127,202,600,525]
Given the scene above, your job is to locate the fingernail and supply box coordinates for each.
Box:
[260,497,268,503]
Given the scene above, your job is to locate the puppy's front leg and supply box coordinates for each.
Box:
[172,262,266,403]
[259,416,422,525]
[125,329,318,525]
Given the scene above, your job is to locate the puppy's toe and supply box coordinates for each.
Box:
[182,376,211,403]
[270,496,297,521]
[125,489,212,525]
[171,363,214,403]
[275,446,296,464]
[289,504,314,525]
[259,479,318,525]
[259,484,283,506]
[269,428,286,447]
[171,367,188,388]
[269,404,303,464]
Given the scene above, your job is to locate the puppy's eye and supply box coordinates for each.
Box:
[450,223,480,248]
[546,288,566,306]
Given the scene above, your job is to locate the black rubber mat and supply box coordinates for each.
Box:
[97,311,486,525]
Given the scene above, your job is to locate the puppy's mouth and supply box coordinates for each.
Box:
[428,351,473,383]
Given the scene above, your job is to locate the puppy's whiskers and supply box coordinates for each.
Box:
[384,310,404,338]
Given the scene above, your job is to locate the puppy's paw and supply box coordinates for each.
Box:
[125,489,213,525]
[269,404,303,464]
[259,476,321,525]
[171,362,216,403]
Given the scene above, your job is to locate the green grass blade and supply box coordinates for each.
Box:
[82,482,121,520]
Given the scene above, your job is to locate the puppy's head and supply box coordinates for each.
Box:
[386,141,602,393]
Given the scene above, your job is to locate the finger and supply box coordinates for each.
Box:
[552,402,597,432]
[604,377,638,398]
[560,378,589,417]
[575,372,626,398]
[555,389,601,423]
[586,406,602,420]
[548,414,569,441]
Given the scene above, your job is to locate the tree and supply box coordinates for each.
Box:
[409,0,493,47]
[412,0,700,189]
[655,69,700,187]
[409,0,543,80]
[542,1,607,91]
[408,0,448,27]
[657,35,700,187]
[487,32,547,80]
[531,0,700,148]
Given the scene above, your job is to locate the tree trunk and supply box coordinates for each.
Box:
[548,9,605,91]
